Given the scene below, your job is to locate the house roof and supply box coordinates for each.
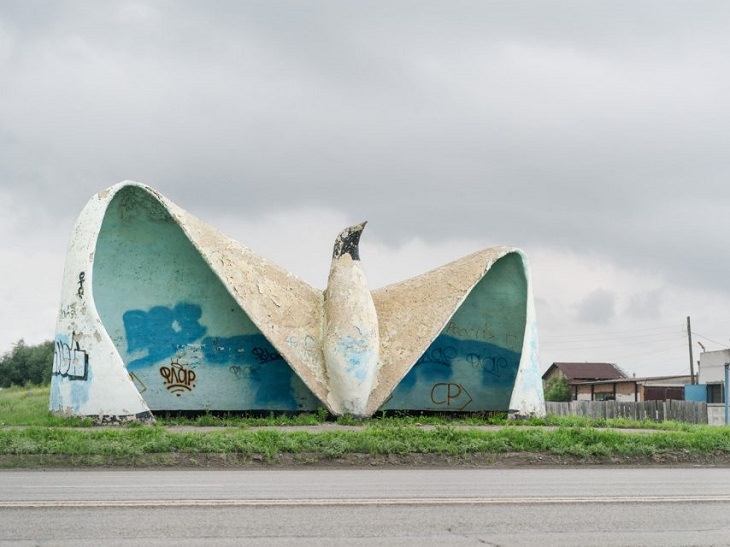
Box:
[543,362,627,381]
[573,374,691,386]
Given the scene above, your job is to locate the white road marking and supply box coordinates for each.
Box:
[3,495,730,508]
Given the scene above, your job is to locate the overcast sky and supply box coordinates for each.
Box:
[2,1,730,377]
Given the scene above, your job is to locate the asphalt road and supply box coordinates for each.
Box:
[1,468,730,546]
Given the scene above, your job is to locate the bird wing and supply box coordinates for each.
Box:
[366,246,521,415]
[165,199,330,406]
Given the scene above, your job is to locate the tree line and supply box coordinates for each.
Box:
[0,340,54,387]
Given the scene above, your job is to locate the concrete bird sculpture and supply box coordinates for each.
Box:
[323,222,379,416]
[51,182,544,421]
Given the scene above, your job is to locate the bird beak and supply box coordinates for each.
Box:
[332,221,368,260]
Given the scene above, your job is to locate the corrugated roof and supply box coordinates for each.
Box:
[547,362,627,381]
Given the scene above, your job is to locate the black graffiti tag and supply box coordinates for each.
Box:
[52,334,89,381]
[77,272,85,298]
[159,359,197,396]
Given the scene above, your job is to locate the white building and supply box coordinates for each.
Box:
[698,349,730,403]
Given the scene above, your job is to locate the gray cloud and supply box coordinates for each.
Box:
[576,288,617,325]
[626,289,664,320]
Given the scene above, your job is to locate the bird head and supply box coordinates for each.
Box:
[332,221,367,260]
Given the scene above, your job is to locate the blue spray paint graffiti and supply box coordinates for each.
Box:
[252,360,301,408]
[50,332,93,412]
[385,334,521,411]
[337,336,375,382]
[70,364,93,413]
[201,333,297,408]
[122,304,308,410]
[200,334,283,366]
[123,303,207,369]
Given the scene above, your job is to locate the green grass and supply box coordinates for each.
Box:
[519,414,699,432]
[0,386,93,427]
[2,386,729,466]
[2,424,730,461]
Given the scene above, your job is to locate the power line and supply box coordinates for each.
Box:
[539,323,693,373]
[542,332,681,349]
[540,324,681,340]
[607,342,688,361]
[692,331,729,349]
[540,335,681,349]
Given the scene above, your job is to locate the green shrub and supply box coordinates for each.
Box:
[543,375,571,402]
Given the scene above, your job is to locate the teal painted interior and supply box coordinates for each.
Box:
[382,252,527,412]
[93,186,320,411]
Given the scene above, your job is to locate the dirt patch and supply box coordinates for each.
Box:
[4,450,730,469]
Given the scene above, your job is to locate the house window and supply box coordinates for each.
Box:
[708,383,725,404]
[593,392,615,401]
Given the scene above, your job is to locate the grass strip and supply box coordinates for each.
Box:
[2,425,730,461]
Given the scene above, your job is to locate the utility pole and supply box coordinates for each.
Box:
[687,316,696,384]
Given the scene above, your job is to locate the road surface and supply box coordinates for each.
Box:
[1,468,729,546]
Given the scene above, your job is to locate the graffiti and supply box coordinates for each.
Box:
[229,364,263,380]
[123,310,283,369]
[466,353,511,377]
[200,335,283,365]
[445,321,495,341]
[52,333,89,381]
[415,334,519,381]
[77,272,86,298]
[201,335,247,364]
[160,359,197,396]
[416,345,457,367]
[123,303,207,369]
[252,346,283,364]
[392,359,453,394]
[119,302,318,408]
[383,334,521,411]
[430,382,473,410]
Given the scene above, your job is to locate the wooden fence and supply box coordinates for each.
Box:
[545,400,708,424]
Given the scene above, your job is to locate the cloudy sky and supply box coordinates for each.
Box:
[2,1,729,377]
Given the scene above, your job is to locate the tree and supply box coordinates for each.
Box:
[544,374,571,402]
[0,339,55,387]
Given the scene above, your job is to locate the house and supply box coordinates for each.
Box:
[542,362,627,401]
[572,375,691,402]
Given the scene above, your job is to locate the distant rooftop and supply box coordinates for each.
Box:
[543,362,627,381]
[573,374,691,386]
